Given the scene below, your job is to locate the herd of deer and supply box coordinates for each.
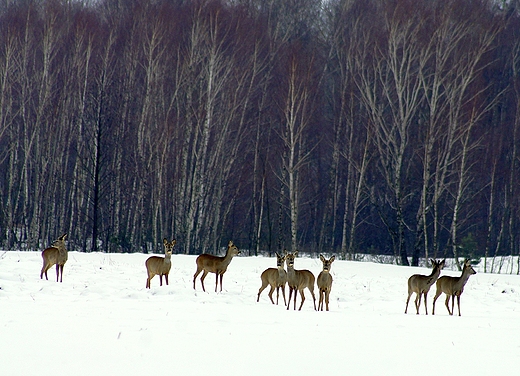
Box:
[39,234,477,315]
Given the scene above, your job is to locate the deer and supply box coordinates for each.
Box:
[317,254,335,311]
[145,238,176,289]
[40,233,68,282]
[257,252,287,305]
[432,258,477,316]
[285,251,316,311]
[193,240,241,293]
[404,258,446,315]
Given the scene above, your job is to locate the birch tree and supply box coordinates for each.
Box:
[278,49,317,252]
[354,5,425,265]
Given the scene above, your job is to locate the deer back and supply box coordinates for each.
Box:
[289,269,315,290]
[261,267,287,286]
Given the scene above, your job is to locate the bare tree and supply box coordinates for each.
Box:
[277,49,318,252]
[326,0,373,259]
[354,5,425,265]
[439,18,501,269]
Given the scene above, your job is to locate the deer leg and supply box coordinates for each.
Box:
[433,289,444,315]
[325,290,330,311]
[405,291,412,314]
[446,295,453,316]
[193,267,202,290]
[268,285,275,304]
[159,275,163,286]
[165,274,169,286]
[215,273,219,292]
[55,264,60,282]
[219,273,224,292]
[257,283,268,302]
[40,265,46,280]
[457,295,461,316]
[415,293,422,314]
[275,286,280,305]
[59,265,64,283]
[147,273,155,289]
[200,270,208,292]
[258,281,270,302]
[298,289,306,311]
[444,295,452,315]
[318,290,323,311]
[288,287,297,310]
[423,293,429,315]
[309,287,317,311]
[451,295,455,316]
[281,285,287,306]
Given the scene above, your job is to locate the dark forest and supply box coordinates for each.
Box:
[1,0,520,271]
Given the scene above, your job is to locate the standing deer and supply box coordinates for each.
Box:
[40,233,68,282]
[257,252,287,305]
[145,238,176,289]
[404,258,446,315]
[193,241,240,293]
[285,251,316,311]
[432,259,476,316]
[317,255,335,311]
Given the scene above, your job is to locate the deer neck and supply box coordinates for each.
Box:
[164,253,172,264]
[429,266,440,279]
[454,268,472,289]
[56,242,68,262]
[277,266,286,278]
[426,266,441,284]
[53,241,66,254]
[286,264,298,283]
[221,248,235,266]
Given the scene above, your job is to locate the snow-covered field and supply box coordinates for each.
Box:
[1,250,519,376]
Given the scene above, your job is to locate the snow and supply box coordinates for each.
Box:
[1,251,520,376]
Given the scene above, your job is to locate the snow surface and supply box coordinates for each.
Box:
[1,251,520,376]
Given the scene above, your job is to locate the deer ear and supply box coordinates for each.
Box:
[172,239,176,245]
[228,240,233,247]
[294,250,299,257]
[61,234,67,240]
[163,238,168,245]
[320,254,325,262]
[330,255,335,262]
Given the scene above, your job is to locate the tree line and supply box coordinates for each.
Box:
[1,0,519,272]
